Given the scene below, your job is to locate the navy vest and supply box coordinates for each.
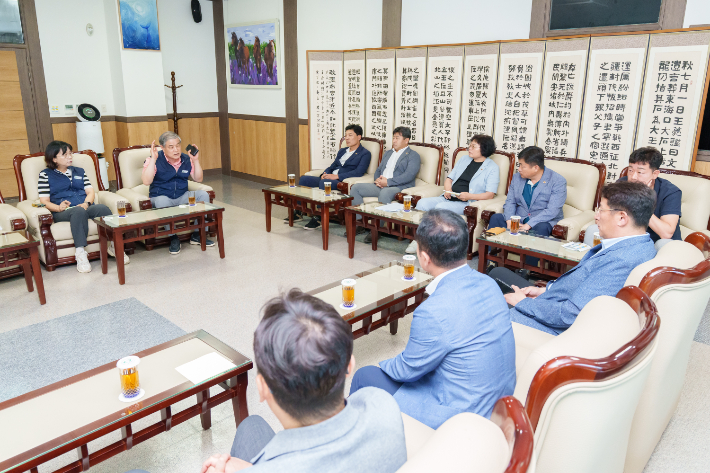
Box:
[44,166,88,207]
[149,152,192,199]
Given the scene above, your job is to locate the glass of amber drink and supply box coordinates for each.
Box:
[117,201,127,217]
[341,278,356,308]
[403,255,416,280]
[117,356,141,399]
[593,232,602,246]
[510,216,521,235]
[288,174,296,187]
[324,181,332,196]
[188,191,196,206]
[403,195,412,212]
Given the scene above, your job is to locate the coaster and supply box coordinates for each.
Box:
[339,303,357,310]
[402,277,416,282]
[118,215,127,218]
[189,203,196,207]
[118,388,145,403]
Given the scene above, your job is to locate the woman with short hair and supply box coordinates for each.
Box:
[38,141,128,273]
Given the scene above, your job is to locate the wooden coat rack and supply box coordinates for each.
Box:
[165,71,183,134]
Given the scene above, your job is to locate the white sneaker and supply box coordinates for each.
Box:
[405,240,418,254]
[108,242,130,264]
[76,251,92,273]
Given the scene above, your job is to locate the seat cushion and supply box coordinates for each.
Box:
[118,148,152,189]
[625,240,704,287]
[489,153,511,195]
[401,413,435,461]
[660,173,710,234]
[545,160,599,213]
[50,220,99,241]
[410,144,442,186]
[513,322,556,374]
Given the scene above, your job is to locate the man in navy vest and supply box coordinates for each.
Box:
[142,131,212,255]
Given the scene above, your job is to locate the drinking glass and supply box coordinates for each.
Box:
[510,216,521,235]
[188,191,196,206]
[324,181,332,197]
[341,278,356,308]
[403,195,412,212]
[403,255,416,280]
[117,200,127,217]
[593,232,602,246]
[117,356,141,399]
[288,174,296,187]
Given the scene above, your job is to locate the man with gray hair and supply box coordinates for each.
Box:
[142,131,212,255]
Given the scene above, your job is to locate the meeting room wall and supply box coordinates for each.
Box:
[684,0,710,28]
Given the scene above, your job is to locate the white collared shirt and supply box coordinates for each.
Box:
[333,147,356,175]
[593,233,648,257]
[383,146,408,179]
[425,263,468,295]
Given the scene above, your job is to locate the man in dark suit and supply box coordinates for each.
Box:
[296,124,371,230]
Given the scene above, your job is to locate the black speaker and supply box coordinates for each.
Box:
[191,0,202,23]
[77,103,100,122]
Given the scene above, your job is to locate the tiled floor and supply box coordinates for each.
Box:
[1,174,709,473]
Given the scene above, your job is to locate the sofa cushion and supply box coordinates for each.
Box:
[118,148,152,189]
[410,144,442,186]
[489,153,511,196]
[625,240,704,287]
[660,172,710,234]
[545,160,599,213]
[21,153,100,201]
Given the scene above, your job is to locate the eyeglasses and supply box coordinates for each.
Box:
[595,206,623,214]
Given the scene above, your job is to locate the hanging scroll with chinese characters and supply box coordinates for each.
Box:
[459,43,499,146]
[366,50,396,150]
[424,46,464,175]
[536,38,589,158]
[308,52,344,170]
[494,42,546,156]
[395,48,427,142]
[635,31,710,172]
[577,35,648,182]
[344,51,366,134]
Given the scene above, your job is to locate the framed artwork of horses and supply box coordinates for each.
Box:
[118,0,160,51]
[226,20,280,88]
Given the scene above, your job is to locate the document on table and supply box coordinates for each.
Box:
[176,352,237,384]
[375,203,405,212]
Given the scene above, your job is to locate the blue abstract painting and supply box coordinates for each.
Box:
[119,0,160,51]
[226,20,280,88]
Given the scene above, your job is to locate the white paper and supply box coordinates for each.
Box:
[175,352,237,384]
[375,203,405,212]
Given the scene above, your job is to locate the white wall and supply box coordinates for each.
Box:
[158,0,219,114]
[36,0,117,117]
[297,0,382,119]
[401,0,532,47]
[684,0,710,27]
[224,0,286,117]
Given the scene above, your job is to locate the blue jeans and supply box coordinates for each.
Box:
[349,365,403,396]
[415,195,469,214]
[488,213,553,266]
[299,175,340,190]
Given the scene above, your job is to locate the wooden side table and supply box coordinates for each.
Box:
[0,231,46,305]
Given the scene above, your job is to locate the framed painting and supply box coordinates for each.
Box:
[118,0,160,51]
[226,19,281,88]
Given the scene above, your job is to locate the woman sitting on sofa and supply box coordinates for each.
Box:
[38,141,128,273]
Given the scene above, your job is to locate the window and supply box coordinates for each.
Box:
[0,0,23,44]
[530,0,686,38]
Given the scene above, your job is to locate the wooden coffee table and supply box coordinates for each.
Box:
[0,330,252,473]
[477,230,589,278]
[95,203,226,285]
[343,203,424,258]
[0,231,46,305]
[262,185,353,251]
[309,261,433,339]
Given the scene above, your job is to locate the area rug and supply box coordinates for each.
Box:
[0,298,186,402]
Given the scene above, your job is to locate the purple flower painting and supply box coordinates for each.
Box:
[226,21,280,88]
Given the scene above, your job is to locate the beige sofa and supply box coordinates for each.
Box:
[398,396,534,473]
[482,157,606,242]
[0,189,29,280]
[621,234,710,473]
[303,137,385,194]
[513,288,659,473]
[13,151,129,271]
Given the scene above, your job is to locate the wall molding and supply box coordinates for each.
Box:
[168,112,221,119]
[299,118,308,126]
[50,115,174,124]
[228,114,287,123]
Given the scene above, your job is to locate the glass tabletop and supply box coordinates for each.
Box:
[346,202,426,225]
[265,185,353,203]
[309,261,433,322]
[0,231,30,250]
[478,230,590,262]
[0,332,251,473]
[94,202,224,228]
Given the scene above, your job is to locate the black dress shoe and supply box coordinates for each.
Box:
[283,210,303,223]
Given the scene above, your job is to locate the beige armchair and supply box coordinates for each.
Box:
[513,287,659,473]
[303,136,385,194]
[621,233,710,473]
[398,396,534,473]
[112,145,216,211]
[395,142,445,199]
[0,188,29,280]
[482,157,606,242]
[13,151,131,271]
[616,167,710,241]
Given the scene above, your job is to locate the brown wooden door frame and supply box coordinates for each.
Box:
[0,0,53,154]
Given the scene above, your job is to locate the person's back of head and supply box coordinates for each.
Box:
[254,289,354,425]
[600,180,656,234]
[415,208,468,271]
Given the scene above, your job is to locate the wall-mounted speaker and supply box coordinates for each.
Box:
[191,0,202,23]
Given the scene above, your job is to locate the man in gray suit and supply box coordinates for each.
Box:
[349,126,421,243]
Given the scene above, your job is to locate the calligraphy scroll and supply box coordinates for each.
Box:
[344,51,366,134]
[395,48,427,142]
[424,46,464,175]
[366,50,396,150]
[536,38,589,158]
[494,42,546,156]
[459,43,499,146]
[635,31,710,172]
[308,52,344,170]
[577,35,648,182]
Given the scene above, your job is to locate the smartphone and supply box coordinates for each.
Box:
[186,144,199,157]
